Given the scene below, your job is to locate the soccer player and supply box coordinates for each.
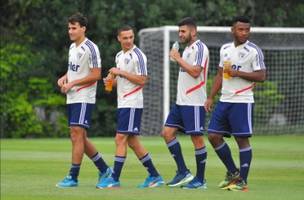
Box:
[96,25,164,189]
[56,12,111,188]
[205,16,266,192]
[161,17,209,189]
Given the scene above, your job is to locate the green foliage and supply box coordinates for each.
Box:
[3,94,43,138]
[90,98,117,137]
[0,43,67,138]
[28,77,65,107]
[254,81,284,124]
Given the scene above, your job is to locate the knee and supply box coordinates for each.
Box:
[235,137,250,149]
[161,129,172,142]
[191,136,204,148]
[208,133,221,145]
[160,129,167,138]
[115,134,127,146]
[128,140,136,150]
[70,127,84,143]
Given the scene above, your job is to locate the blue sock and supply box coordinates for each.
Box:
[91,152,109,174]
[195,147,207,182]
[112,156,126,181]
[139,153,159,177]
[215,142,238,173]
[239,147,252,183]
[167,138,188,173]
[69,163,80,181]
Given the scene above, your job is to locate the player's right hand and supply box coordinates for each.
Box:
[103,76,113,84]
[204,98,213,112]
[169,49,180,61]
[57,76,67,87]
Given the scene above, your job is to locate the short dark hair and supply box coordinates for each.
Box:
[232,16,250,25]
[117,25,134,35]
[177,17,197,28]
[68,12,88,27]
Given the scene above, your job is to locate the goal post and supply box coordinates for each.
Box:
[138,26,304,135]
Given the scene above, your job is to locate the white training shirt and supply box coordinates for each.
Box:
[176,39,209,106]
[219,40,266,103]
[66,38,101,104]
[115,45,148,108]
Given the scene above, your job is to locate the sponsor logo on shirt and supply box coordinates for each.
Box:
[69,62,80,72]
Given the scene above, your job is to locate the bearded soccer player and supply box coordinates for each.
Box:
[205,16,266,192]
[56,12,111,188]
[161,17,209,189]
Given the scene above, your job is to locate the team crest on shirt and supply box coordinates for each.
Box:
[239,52,246,58]
[186,53,191,58]
[124,58,130,64]
[77,52,83,59]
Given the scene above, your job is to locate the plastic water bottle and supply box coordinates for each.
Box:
[170,41,179,62]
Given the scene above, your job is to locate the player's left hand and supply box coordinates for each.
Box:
[109,67,121,76]
[229,69,239,77]
[204,98,213,112]
[170,49,181,61]
[224,67,239,77]
[61,82,74,94]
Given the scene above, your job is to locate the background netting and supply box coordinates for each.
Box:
[139,27,304,135]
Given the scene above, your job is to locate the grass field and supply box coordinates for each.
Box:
[1,135,304,200]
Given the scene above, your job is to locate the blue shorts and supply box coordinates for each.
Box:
[165,104,205,135]
[208,101,254,137]
[67,103,94,129]
[117,108,143,135]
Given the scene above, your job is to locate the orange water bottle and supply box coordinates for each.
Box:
[104,73,114,92]
[223,60,232,80]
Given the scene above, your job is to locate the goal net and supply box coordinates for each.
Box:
[138,26,304,135]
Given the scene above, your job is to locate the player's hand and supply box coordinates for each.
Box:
[57,76,67,87]
[109,67,121,76]
[229,69,239,77]
[170,49,180,61]
[224,66,238,77]
[204,98,213,112]
[103,77,112,85]
[61,82,74,94]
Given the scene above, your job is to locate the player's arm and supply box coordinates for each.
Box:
[205,67,223,112]
[227,69,266,82]
[170,49,202,78]
[61,68,101,93]
[110,67,147,86]
[228,49,266,82]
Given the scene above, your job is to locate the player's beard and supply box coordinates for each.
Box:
[180,33,191,44]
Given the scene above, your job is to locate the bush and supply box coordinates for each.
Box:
[0,43,67,138]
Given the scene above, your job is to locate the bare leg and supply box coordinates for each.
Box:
[70,126,85,164]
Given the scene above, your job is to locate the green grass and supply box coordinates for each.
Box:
[1,135,304,200]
